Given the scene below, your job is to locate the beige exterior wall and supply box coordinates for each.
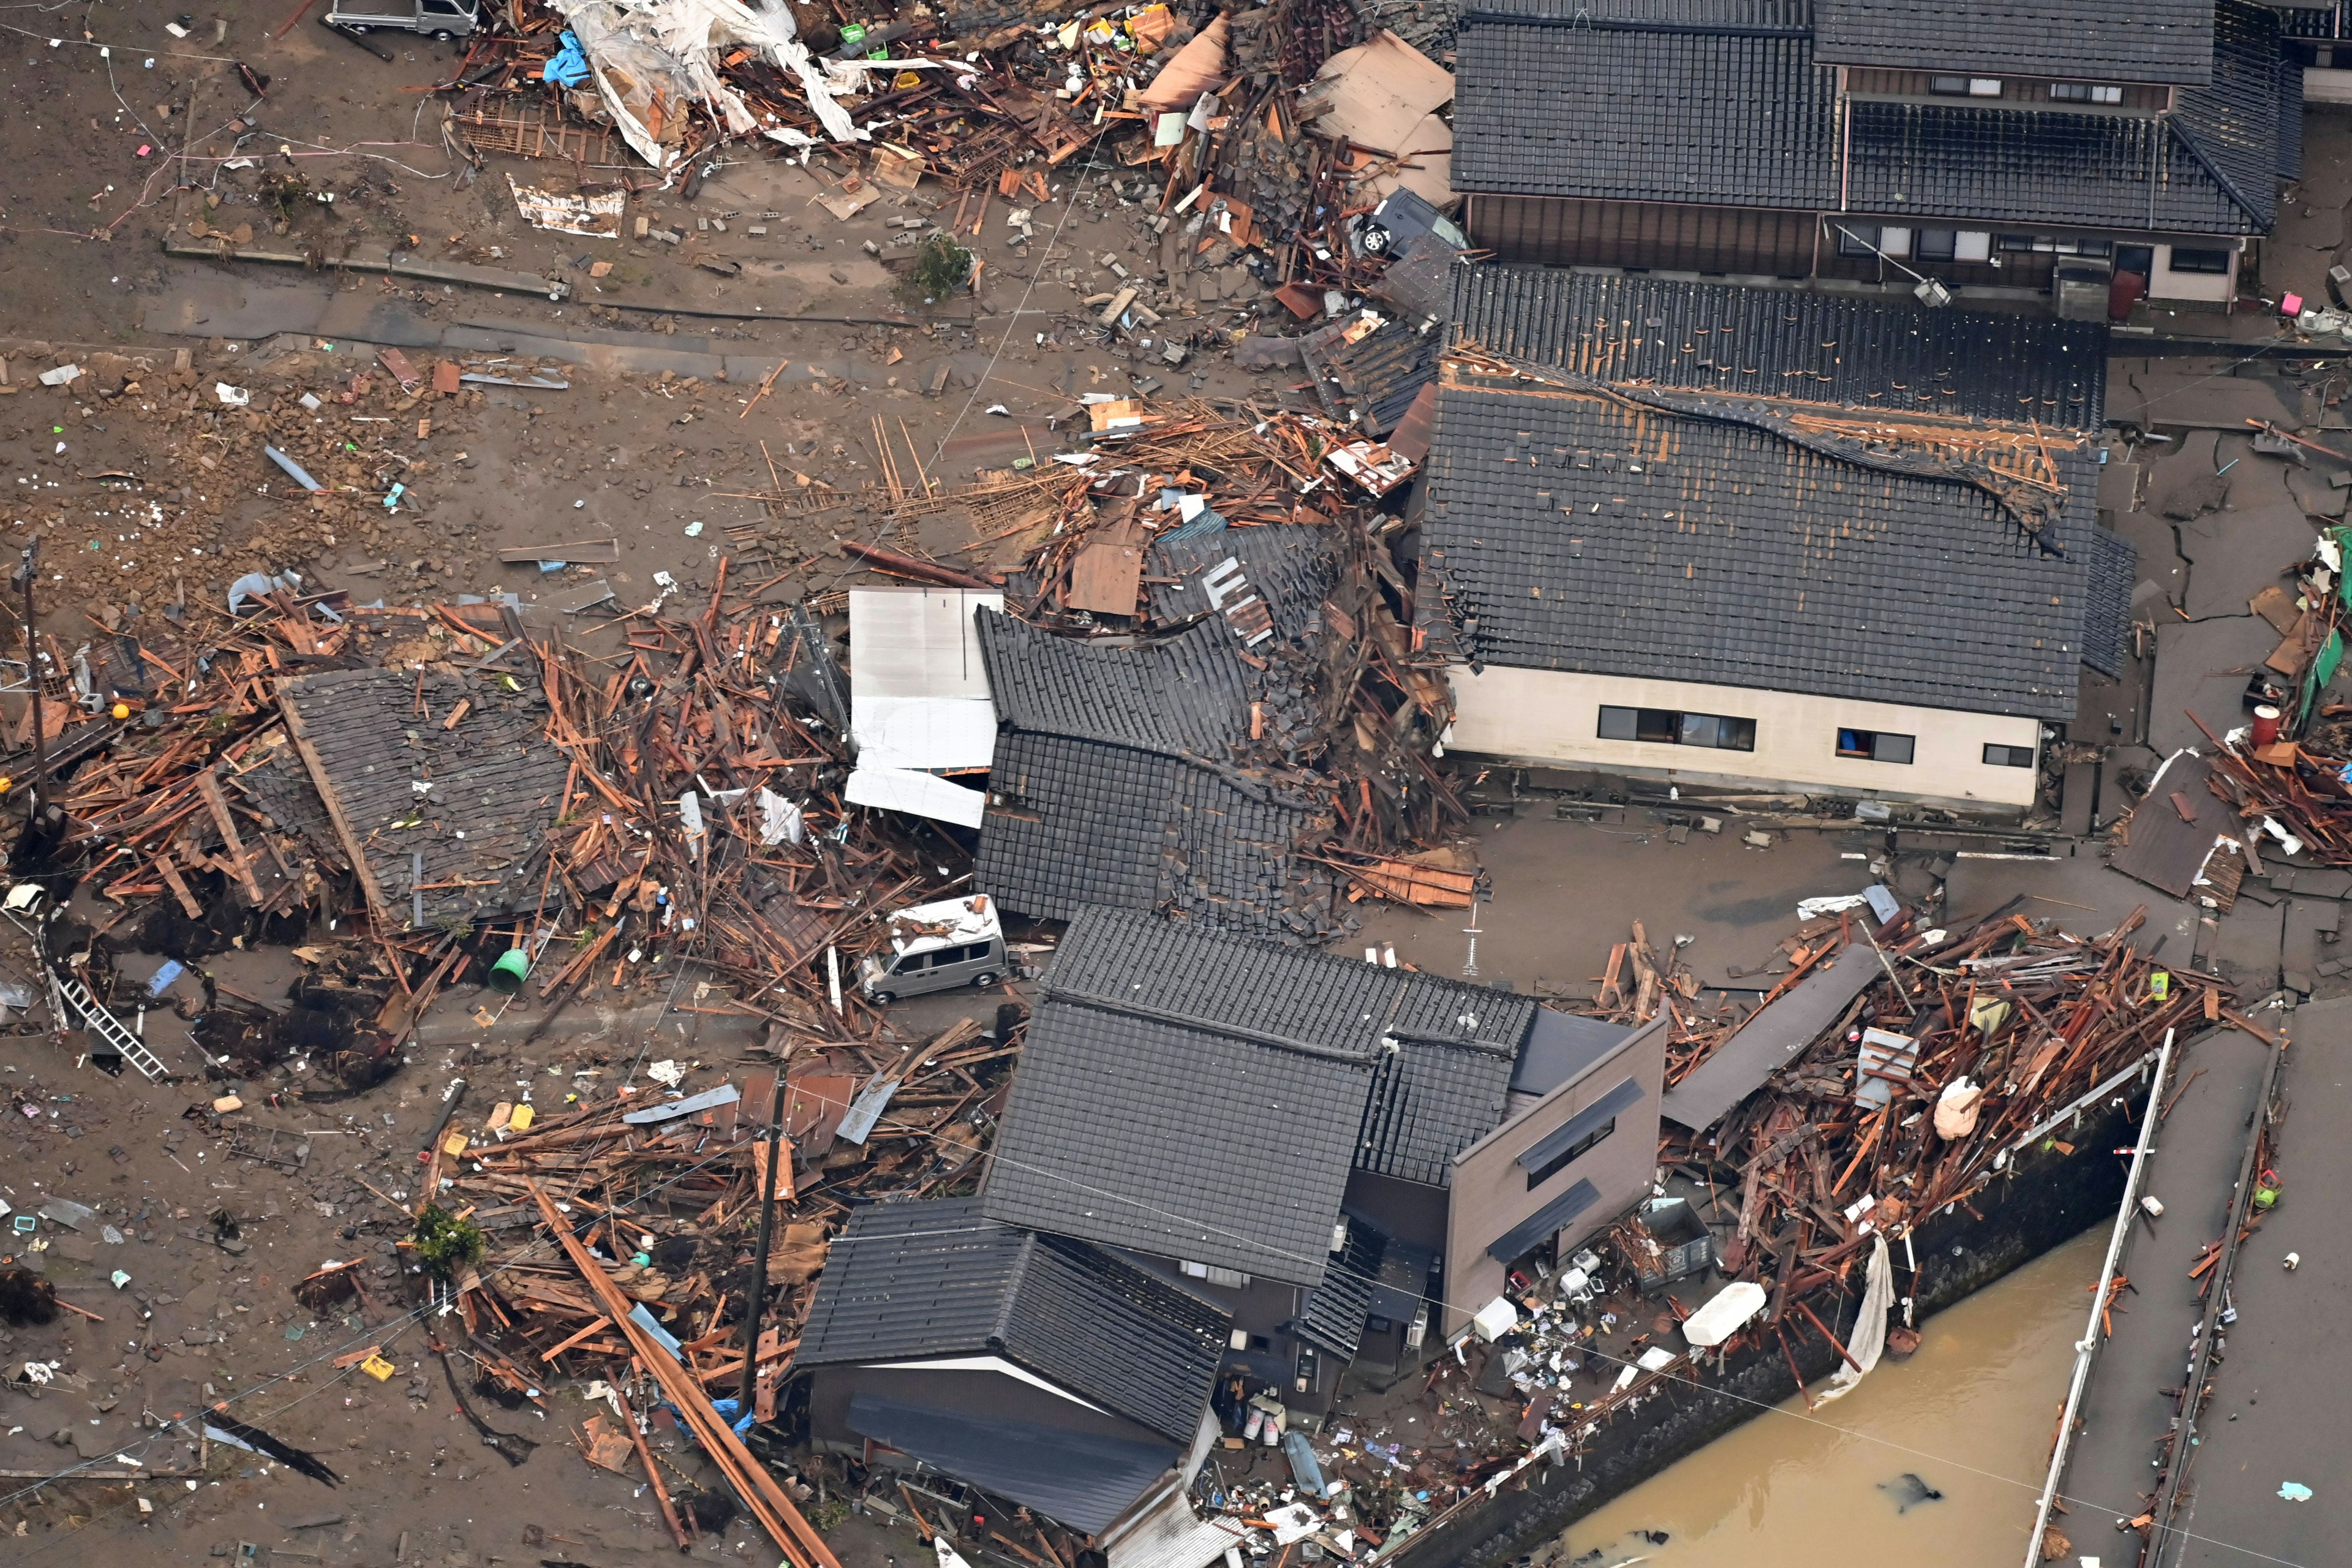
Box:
[1442,666,2043,810]
[2147,243,2235,304]
[1443,1017,1668,1337]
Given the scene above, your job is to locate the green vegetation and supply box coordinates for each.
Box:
[409,1204,486,1280]
[899,233,974,307]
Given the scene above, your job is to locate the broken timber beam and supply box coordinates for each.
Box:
[526,1181,840,1568]
[276,684,396,934]
[196,769,266,905]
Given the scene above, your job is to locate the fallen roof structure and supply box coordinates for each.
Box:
[972,610,1339,938]
[278,663,571,931]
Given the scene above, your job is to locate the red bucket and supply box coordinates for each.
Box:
[2252,704,2282,747]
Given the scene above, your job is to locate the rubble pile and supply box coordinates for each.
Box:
[426,0,1460,349]
[1177,903,2234,1561]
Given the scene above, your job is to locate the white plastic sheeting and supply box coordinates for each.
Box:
[844,765,986,828]
[546,0,860,168]
[1812,1232,1894,1406]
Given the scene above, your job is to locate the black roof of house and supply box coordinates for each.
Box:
[1419,361,2100,718]
[975,609,1249,758]
[1452,0,2284,236]
[979,908,1534,1286]
[972,611,1333,937]
[797,1197,1229,1446]
[974,730,1325,935]
[1453,0,1838,209]
[1844,4,2282,233]
[1451,267,2108,431]
[1813,0,2215,85]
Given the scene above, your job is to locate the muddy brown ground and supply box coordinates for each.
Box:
[0,9,1283,1565]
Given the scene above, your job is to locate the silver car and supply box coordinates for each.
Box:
[325,0,480,39]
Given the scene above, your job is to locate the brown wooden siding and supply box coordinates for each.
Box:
[1817,250,2054,291]
[1468,195,1818,277]
[1842,67,2170,110]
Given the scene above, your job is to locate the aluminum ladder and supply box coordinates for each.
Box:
[56,974,172,1082]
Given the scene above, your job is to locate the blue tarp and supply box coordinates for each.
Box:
[543,31,591,87]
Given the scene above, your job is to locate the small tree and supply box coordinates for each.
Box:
[897,234,974,307]
[410,1204,486,1280]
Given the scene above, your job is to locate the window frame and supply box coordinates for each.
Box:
[1983,742,2035,769]
[1928,75,1969,96]
[1915,228,1958,262]
[1597,706,1755,753]
[1834,224,1880,258]
[1836,728,1916,764]
[1526,1118,1615,1189]
[2168,247,2233,276]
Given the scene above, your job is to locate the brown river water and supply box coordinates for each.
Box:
[1551,1229,2104,1568]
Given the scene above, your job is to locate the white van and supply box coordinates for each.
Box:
[858,894,1007,1004]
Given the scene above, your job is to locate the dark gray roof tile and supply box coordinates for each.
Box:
[981,998,1370,1286]
[975,610,1248,758]
[981,908,1529,1276]
[1815,0,2215,84]
[798,1197,1229,1443]
[1419,372,2094,717]
[1451,267,2106,431]
[1453,6,1838,205]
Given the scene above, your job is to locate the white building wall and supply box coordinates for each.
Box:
[1443,666,2044,810]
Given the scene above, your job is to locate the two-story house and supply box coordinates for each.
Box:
[1451,0,2296,315]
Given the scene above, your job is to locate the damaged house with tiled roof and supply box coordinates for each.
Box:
[1450,0,2295,314]
[1422,268,2132,811]
[974,907,1666,1393]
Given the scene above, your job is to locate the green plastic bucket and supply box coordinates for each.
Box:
[488,948,532,996]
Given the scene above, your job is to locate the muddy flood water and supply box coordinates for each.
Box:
[1552,1229,2103,1568]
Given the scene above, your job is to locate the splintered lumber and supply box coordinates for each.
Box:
[527,1181,840,1568]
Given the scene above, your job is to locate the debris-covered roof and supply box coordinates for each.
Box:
[279,665,570,929]
[981,909,1534,1283]
[1419,360,2098,718]
[797,1197,1229,1445]
[1812,0,2217,85]
[1450,266,2108,431]
[1144,526,1341,647]
[1452,0,2282,236]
